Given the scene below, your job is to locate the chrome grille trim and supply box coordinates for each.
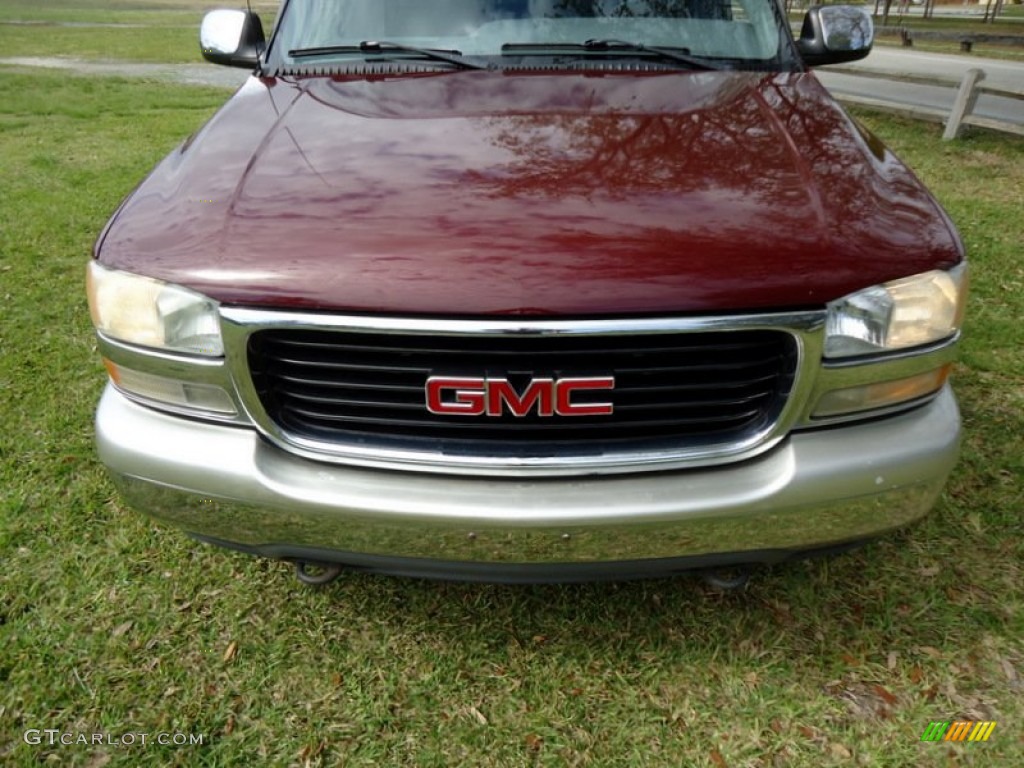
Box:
[220,309,826,476]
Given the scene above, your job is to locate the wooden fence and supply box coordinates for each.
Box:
[829,66,1024,140]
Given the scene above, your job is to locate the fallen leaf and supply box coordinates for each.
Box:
[710,749,728,767]
[298,741,326,762]
[909,666,924,684]
[111,621,133,638]
[468,705,488,725]
[771,602,793,624]
[223,641,238,662]
[887,651,898,671]
[872,684,898,706]
[830,743,852,759]
[1001,659,1018,682]
[224,714,235,736]
[798,725,815,739]
[841,653,861,667]
[919,646,943,659]
[770,719,784,734]
[525,734,543,751]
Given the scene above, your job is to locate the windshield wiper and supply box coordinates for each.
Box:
[501,39,723,71]
[288,41,491,70]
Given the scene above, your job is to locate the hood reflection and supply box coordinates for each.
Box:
[100,70,961,315]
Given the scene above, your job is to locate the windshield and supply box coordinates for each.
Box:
[271,0,797,69]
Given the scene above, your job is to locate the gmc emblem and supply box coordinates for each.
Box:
[426,376,615,417]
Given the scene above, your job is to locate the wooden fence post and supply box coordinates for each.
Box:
[943,68,984,141]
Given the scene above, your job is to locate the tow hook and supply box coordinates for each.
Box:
[700,567,752,592]
[293,560,344,586]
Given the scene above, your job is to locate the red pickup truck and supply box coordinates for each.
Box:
[88,0,967,585]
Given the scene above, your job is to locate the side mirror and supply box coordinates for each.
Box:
[797,5,874,67]
[200,9,265,69]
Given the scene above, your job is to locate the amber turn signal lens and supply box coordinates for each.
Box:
[102,359,236,415]
[812,365,952,419]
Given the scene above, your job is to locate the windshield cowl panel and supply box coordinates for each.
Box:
[269,0,799,72]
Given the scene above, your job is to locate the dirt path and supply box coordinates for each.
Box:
[0,56,248,88]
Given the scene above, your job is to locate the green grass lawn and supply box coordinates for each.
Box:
[1,6,1023,766]
[871,9,1024,61]
[0,24,200,63]
[0,0,277,62]
[875,37,1024,62]
[879,14,1024,35]
[0,0,279,25]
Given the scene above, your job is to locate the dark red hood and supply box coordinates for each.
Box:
[96,70,962,314]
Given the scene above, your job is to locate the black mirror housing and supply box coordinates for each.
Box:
[797,5,874,67]
[200,9,266,70]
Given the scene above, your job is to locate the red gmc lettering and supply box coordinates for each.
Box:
[425,377,486,415]
[486,378,555,417]
[556,377,616,416]
[426,376,614,417]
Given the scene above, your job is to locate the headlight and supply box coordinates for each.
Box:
[824,264,968,358]
[86,261,223,356]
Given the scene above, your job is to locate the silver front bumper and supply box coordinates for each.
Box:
[96,384,961,579]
